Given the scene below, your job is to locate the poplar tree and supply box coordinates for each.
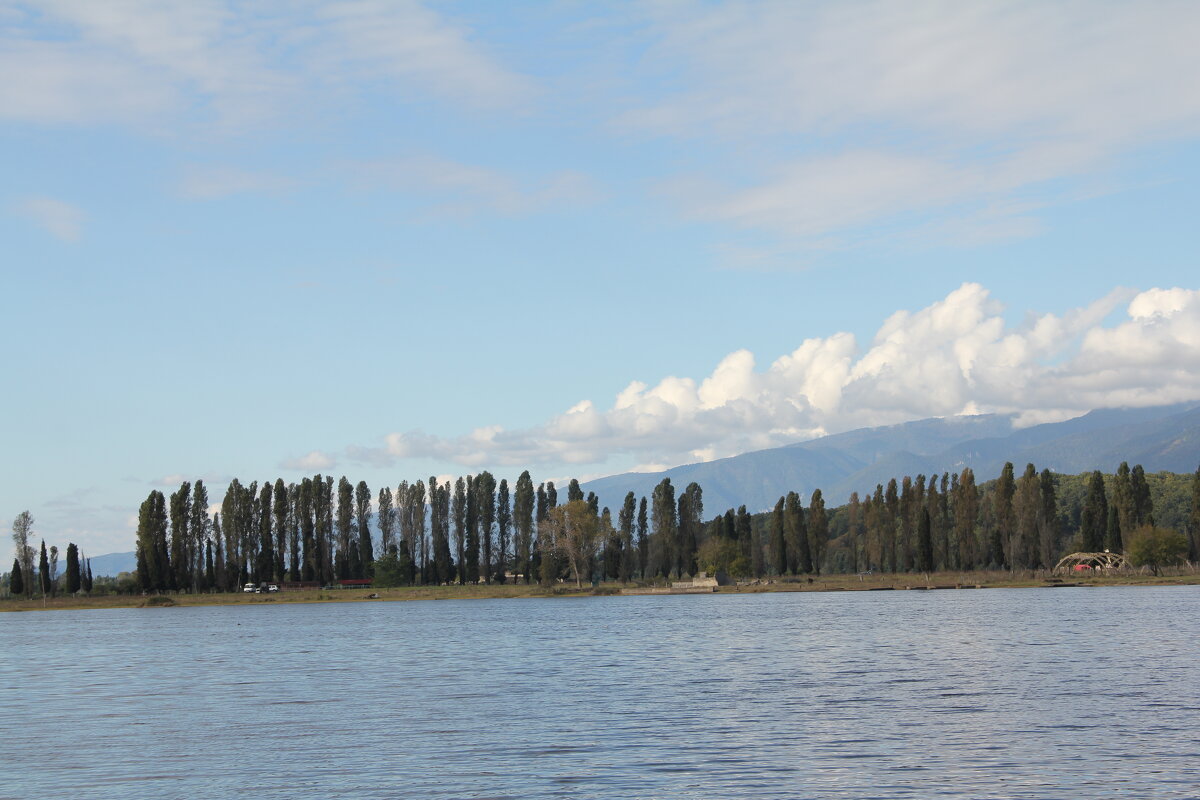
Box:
[169,481,191,590]
[258,482,274,583]
[1190,465,1200,562]
[546,481,558,510]
[1131,465,1153,528]
[992,463,1015,568]
[300,478,315,581]
[1081,471,1108,552]
[678,483,702,576]
[770,497,786,575]
[336,477,354,580]
[273,478,288,581]
[637,497,649,579]
[1105,504,1122,553]
[465,475,479,582]
[191,480,210,589]
[884,479,899,572]
[496,478,511,583]
[567,479,584,504]
[917,508,934,573]
[618,491,637,582]
[355,480,373,578]
[785,492,809,574]
[955,469,978,570]
[453,477,468,583]
[476,472,496,582]
[378,486,395,555]
[809,489,828,575]
[1112,462,1134,542]
[433,480,453,584]
[514,471,535,582]
[1013,464,1040,569]
[651,478,676,578]
[1038,469,1059,569]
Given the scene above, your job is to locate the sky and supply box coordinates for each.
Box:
[3,0,1200,557]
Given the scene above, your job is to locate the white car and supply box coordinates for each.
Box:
[267,584,279,593]
[243,583,256,593]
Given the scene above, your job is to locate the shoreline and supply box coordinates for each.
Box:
[3,570,1197,612]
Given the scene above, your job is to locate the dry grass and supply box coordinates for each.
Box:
[3,568,1197,612]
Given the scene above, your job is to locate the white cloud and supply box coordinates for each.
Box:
[344,156,600,217]
[280,450,336,471]
[0,0,532,130]
[347,283,1200,471]
[13,195,85,241]
[631,2,1200,244]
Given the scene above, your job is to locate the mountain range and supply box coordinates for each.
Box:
[581,402,1200,516]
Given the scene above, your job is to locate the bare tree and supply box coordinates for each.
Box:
[11,511,35,598]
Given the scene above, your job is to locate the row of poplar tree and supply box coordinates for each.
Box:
[8,511,96,598]
[127,460,1192,593]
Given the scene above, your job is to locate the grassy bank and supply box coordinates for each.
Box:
[3,568,1198,612]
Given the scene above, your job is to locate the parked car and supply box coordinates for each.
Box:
[243,583,255,593]
[267,584,279,593]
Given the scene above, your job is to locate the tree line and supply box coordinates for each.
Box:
[8,461,1199,598]
[7,511,95,599]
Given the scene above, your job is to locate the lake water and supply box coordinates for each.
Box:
[2,587,1198,799]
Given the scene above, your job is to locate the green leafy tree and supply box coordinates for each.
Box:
[453,477,468,583]
[465,475,479,582]
[1081,471,1108,552]
[770,497,786,575]
[650,478,676,578]
[378,486,395,556]
[191,480,210,589]
[514,472,535,582]
[355,480,373,578]
[541,500,601,587]
[299,478,315,581]
[808,489,828,574]
[992,463,1015,568]
[1189,465,1200,562]
[1038,469,1059,568]
[273,478,288,582]
[336,477,354,580]
[169,481,191,591]
[476,472,496,582]
[678,483,702,576]
[11,511,36,598]
[257,482,274,584]
[618,491,637,582]
[637,497,649,578]
[567,479,584,504]
[1013,463,1040,569]
[1126,526,1189,575]
[1131,465,1154,528]
[496,478,511,583]
[955,469,978,570]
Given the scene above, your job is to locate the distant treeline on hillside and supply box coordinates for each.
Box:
[103,460,1200,595]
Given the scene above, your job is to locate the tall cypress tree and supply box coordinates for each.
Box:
[38,540,50,596]
[10,559,23,596]
[567,479,584,504]
[916,508,934,574]
[618,491,637,582]
[650,478,676,578]
[1038,469,1059,569]
[1131,465,1153,528]
[65,542,80,595]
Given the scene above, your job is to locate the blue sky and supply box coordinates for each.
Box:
[4,1,1200,556]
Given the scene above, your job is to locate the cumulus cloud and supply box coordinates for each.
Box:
[13,195,85,241]
[280,450,336,471]
[632,2,1200,244]
[348,283,1200,471]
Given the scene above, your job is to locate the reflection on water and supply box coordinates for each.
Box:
[2,587,1198,798]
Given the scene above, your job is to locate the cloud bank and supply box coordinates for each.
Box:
[348,284,1200,471]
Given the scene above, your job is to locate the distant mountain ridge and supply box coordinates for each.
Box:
[581,403,1200,516]
[87,551,137,578]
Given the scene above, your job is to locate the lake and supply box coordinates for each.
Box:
[2,587,1198,798]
